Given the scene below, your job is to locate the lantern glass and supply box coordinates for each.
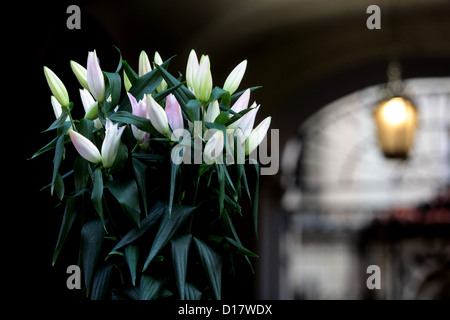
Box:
[374,97,418,159]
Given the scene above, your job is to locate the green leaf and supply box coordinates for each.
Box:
[252,162,260,237]
[168,157,180,216]
[51,135,65,196]
[185,99,201,122]
[171,234,192,300]
[106,178,141,229]
[110,201,166,252]
[74,157,89,192]
[230,86,262,102]
[208,87,228,103]
[109,111,159,135]
[185,282,202,300]
[30,133,70,159]
[193,237,222,300]
[80,219,105,296]
[52,197,77,266]
[120,57,173,112]
[125,245,139,286]
[224,236,258,258]
[42,103,72,132]
[215,164,225,216]
[104,71,121,111]
[122,60,138,85]
[91,263,113,300]
[53,172,65,201]
[91,167,104,226]
[139,275,164,300]
[142,204,195,271]
[132,158,148,214]
[154,63,195,107]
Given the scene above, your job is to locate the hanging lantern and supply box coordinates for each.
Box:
[374,96,418,159]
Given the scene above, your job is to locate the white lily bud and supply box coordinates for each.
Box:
[204,100,220,123]
[245,116,271,155]
[79,89,99,121]
[87,50,105,102]
[68,129,102,164]
[44,67,70,107]
[193,55,212,102]
[146,94,170,137]
[204,129,224,164]
[101,119,125,168]
[138,50,152,77]
[70,60,89,90]
[223,60,247,95]
[154,51,168,93]
[186,49,199,91]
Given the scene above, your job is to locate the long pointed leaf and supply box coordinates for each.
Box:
[142,204,195,271]
[193,237,222,300]
[110,201,166,252]
[106,178,141,229]
[80,219,105,296]
[52,197,77,266]
[91,263,113,300]
[139,275,164,300]
[91,167,104,226]
[125,245,139,286]
[171,234,192,300]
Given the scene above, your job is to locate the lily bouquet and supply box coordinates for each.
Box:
[33,48,271,300]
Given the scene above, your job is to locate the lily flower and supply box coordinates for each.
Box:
[79,89,102,128]
[223,60,247,95]
[138,50,152,77]
[101,119,126,168]
[70,60,89,90]
[87,50,105,102]
[68,119,125,168]
[245,116,271,155]
[145,94,170,137]
[44,67,70,107]
[204,129,224,164]
[127,92,150,142]
[165,94,184,131]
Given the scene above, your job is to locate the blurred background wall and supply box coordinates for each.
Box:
[24,0,450,299]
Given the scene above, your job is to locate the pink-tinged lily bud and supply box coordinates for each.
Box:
[230,89,250,114]
[186,49,199,91]
[193,55,212,102]
[204,100,220,123]
[79,89,99,121]
[204,129,224,164]
[245,116,271,155]
[223,60,247,95]
[70,60,89,90]
[127,92,150,142]
[44,67,70,107]
[145,94,170,137]
[101,119,126,168]
[138,50,152,77]
[68,129,102,164]
[165,94,184,131]
[87,50,105,102]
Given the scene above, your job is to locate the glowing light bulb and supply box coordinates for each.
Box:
[381,97,407,125]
